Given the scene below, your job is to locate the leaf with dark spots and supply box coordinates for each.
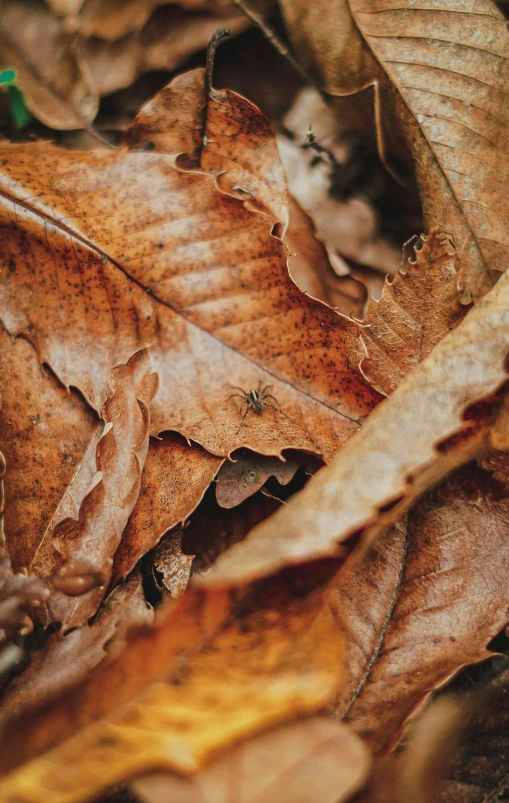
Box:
[46,350,158,629]
[0,67,382,463]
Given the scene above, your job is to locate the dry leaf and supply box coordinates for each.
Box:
[133,716,370,803]
[111,435,222,589]
[357,230,464,395]
[438,668,509,803]
[0,0,98,130]
[285,197,368,317]
[0,562,345,802]
[331,460,509,754]
[278,0,509,299]
[45,349,158,629]
[1,570,153,720]
[0,325,100,574]
[215,451,299,508]
[0,67,382,461]
[204,264,509,586]
[81,6,248,97]
[151,532,194,598]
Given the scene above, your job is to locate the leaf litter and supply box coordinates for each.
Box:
[0,6,509,803]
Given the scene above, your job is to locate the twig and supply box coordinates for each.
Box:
[206,27,231,97]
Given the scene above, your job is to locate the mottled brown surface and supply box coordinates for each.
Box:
[0,68,381,460]
[0,325,100,574]
[279,0,509,299]
[215,451,299,508]
[45,350,158,628]
[204,265,509,585]
[331,461,509,754]
[111,435,221,588]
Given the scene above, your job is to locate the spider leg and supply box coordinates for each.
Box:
[261,385,273,395]
[234,401,252,435]
[263,393,279,404]
[228,393,245,402]
[262,401,294,422]
[229,385,248,395]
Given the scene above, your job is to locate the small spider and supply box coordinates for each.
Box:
[228,382,287,425]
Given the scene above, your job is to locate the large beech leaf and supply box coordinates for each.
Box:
[278,0,509,299]
[331,461,509,755]
[204,264,509,586]
[0,68,381,461]
[0,564,345,803]
[134,717,369,803]
[43,349,158,629]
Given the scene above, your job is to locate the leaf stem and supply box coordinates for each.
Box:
[206,28,231,97]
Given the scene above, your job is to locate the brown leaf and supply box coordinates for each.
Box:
[203,265,509,586]
[133,716,370,803]
[0,324,100,574]
[438,669,509,803]
[81,6,248,97]
[0,563,345,802]
[285,197,368,318]
[1,570,153,720]
[357,230,464,395]
[0,68,381,461]
[215,451,299,508]
[278,0,509,299]
[331,461,509,754]
[0,0,98,130]
[111,435,222,589]
[151,532,194,598]
[46,349,158,629]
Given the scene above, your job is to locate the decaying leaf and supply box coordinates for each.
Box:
[278,0,509,299]
[215,451,299,508]
[111,435,222,589]
[437,668,509,803]
[0,67,382,461]
[356,230,464,395]
[331,460,509,754]
[0,0,98,130]
[151,531,194,599]
[1,570,153,720]
[133,716,370,803]
[0,563,345,803]
[204,265,509,585]
[44,349,158,629]
[0,325,100,575]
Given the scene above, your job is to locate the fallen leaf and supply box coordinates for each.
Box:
[285,196,368,318]
[278,0,509,299]
[1,570,153,720]
[0,67,382,461]
[356,230,464,395]
[330,460,509,754]
[0,0,98,130]
[111,435,222,589]
[0,325,100,575]
[61,0,171,40]
[81,6,248,97]
[438,668,509,803]
[0,562,345,802]
[215,451,299,508]
[46,349,159,629]
[151,531,194,598]
[133,716,370,803]
[204,264,509,586]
